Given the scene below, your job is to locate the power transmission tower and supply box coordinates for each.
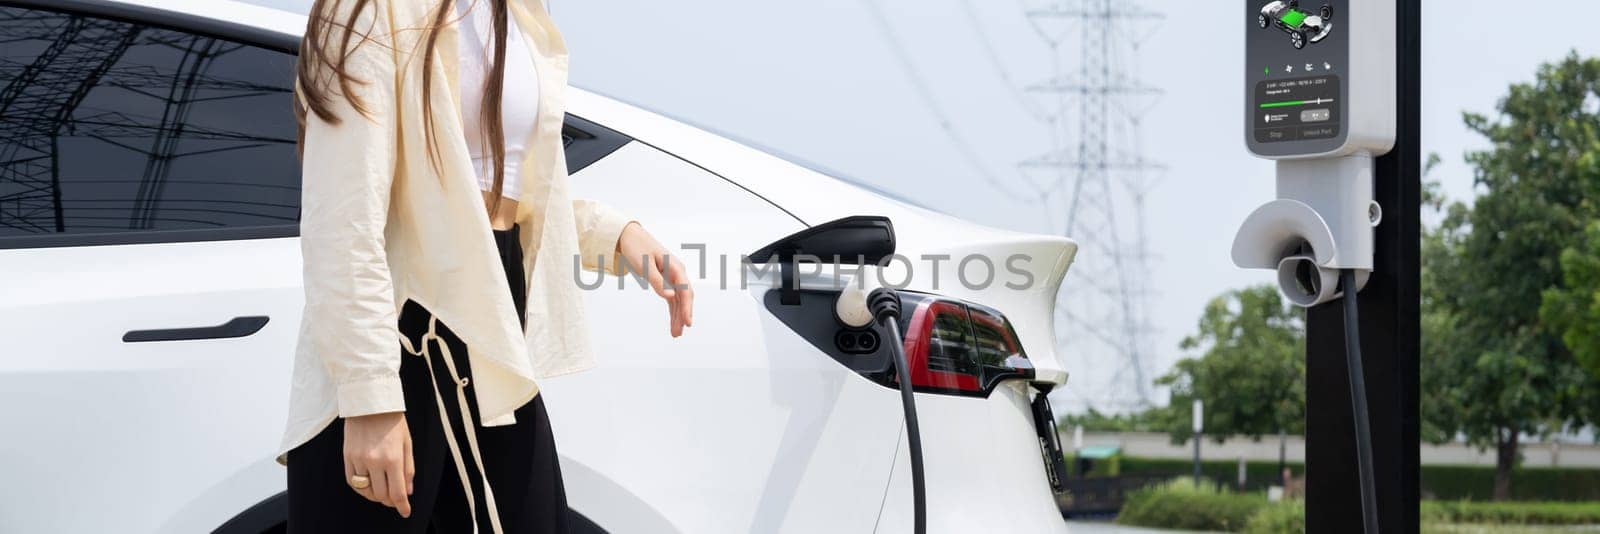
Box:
[1018,0,1164,411]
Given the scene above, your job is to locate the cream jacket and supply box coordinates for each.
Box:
[279,0,633,463]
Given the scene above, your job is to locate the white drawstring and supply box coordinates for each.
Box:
[398,315,505,534]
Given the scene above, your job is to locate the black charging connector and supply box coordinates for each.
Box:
[868,287,926,534]
[1341,270,1379,534]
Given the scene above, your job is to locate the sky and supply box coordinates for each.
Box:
[246,0,1600,413]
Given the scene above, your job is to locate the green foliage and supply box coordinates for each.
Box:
[1105,471,1600,531]
[1422,500,1600,526]
[1421,51,1600,498]
[1420,464,1600,502]
[1058,407,1161,433]
[1423,524,1585,534]
[1245,499,1305,534]
[1115,478,1266,532]
[1113,457,1297,492]
[1541,221,1600,379]
[1156,285,1304,444]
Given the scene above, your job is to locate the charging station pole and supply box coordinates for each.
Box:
[1303,0,1419,532]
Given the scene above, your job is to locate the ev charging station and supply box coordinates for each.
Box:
[1233,1,1420,532]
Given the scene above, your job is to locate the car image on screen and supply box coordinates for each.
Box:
[1258,0,1335,49]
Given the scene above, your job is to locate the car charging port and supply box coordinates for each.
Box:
[834,329,880,354]
[857,330,878,352]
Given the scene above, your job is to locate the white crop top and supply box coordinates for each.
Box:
[456,0,539,199]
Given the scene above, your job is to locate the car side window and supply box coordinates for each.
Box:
[0,5,300,247]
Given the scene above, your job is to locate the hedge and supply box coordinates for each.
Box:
[1088,455,1600,501]
[1107,456,1295,492]
[1244,499,1306,534]
[1419,465,1600,501]
[1115,478,1266,532]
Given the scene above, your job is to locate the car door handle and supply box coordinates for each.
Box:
[123,316,270,343]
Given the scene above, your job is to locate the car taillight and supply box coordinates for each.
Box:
[894,293,1035,396]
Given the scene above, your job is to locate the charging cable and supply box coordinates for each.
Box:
[1340,269,1379,534]
[868,287,926,534]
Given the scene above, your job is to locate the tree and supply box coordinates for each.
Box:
[1541,222,1600,379]
[1421,52,1600,500]
[1157,285,1305,470]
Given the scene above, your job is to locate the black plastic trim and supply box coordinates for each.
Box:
[124,315,270,343]
[211,491,286,534]
[1030,390,1070,492]
[569,509,611,534]
[211,492,610,534]
[564,114,631,175]
[0,226,299,250]
[750,215,895,304]
[748,215,895,265]
[763,289,896,377]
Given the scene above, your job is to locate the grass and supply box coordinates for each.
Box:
[1422,500,1600,526]
[1422,526,1600,534]
[1107,476,1600,532]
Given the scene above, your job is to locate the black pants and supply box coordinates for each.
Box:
[287,223,568,533]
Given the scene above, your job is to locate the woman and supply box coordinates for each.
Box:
[277,0,694,532]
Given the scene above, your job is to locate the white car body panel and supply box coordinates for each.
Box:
[0,1,1076,532]
[556,142,903,533]
[0,237,302,533]
[566,90,1078,386]
[876,386,1071,534]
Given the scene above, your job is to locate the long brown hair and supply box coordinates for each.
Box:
[295,0,514,220]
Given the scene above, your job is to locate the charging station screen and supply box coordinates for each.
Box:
[1246,0,1349,157]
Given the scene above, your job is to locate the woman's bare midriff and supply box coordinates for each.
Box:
[482,189,519,231]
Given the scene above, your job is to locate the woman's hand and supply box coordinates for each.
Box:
[343,412,414,517]
[616,222,695,337]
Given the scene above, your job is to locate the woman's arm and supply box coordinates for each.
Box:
[297,0,412,516]
[572,198,635,275]
[572,200,695,337]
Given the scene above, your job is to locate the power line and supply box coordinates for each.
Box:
[825,0,1166,411]
[955,0,1050,119]
[855,0,1042,205]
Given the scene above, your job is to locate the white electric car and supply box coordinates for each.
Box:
[0,1,1079,532]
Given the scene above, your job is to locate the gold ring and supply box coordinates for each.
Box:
[349,474,371,490]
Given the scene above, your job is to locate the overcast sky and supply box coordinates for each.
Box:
[248,0,1600,413]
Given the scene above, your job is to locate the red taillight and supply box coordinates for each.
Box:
[897,296,1031,395]
[901,300,982,393]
